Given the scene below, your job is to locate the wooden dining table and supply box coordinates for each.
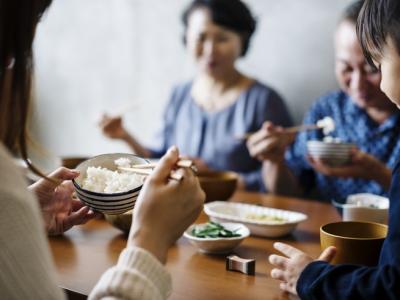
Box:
[49,191,341,300]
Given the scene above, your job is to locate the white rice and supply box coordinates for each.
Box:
[317,116,335,135]
[82,158,144,193]
[323,136,342,143]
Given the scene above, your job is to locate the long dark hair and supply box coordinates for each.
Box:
[0,0,52,175]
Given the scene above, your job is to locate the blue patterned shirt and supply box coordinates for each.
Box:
[286,90,400,202]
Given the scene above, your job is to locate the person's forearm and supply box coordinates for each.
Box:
[373,164,392,191]
[122,133,152,158]
[128,227,168,264]
[262,161,302,197]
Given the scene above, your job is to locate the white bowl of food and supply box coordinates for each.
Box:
[307,139,355,166]
[184,222,249,254]
[340,193,389,224]
[204,201,307,238]
[73,153,148,215]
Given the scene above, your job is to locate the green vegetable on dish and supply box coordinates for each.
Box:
[191,221,241,238]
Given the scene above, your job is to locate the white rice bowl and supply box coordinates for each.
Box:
[73,153,148,214]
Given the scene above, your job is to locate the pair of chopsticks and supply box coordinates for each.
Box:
[118,159,195,181]
[236,124,320,140]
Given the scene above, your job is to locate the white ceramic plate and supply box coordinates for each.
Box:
[204,201,307,238]
[184,222,249,254]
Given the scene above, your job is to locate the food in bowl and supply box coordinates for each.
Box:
[191,221,241,238]
[316,116,335,135]
[322,136,342,143]
[73,153,148,215]
[204,201,307,238]
[244,213,287,223]
[82,158,144,193]
[184,222,249,254]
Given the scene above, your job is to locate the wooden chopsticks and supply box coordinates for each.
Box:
[118,159,195,181]
[236,124,320,140]
[128,159,194,169]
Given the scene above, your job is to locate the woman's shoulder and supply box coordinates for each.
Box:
[243,79,287,109]
[248,79,284,102]
[166,80,193,105]
[170,80,193,97]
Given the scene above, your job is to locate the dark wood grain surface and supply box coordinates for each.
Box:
[50,191,340,300]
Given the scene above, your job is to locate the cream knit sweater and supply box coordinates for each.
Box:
[0,144,171,299]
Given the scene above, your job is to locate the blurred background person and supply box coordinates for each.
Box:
[247,0,400,202]
[99,0,292,192]
[269,0,400,298]
[0,0,204,298]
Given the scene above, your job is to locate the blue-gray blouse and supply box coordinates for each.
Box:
[147,80,293,191]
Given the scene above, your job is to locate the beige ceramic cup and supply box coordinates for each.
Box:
[320,221,387,266]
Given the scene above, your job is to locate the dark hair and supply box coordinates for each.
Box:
[341,0,364,24]
[0,0,52,175]
[357,0,400,67]
[182,0,257,56]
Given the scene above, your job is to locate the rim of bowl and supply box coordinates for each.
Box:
[307,141,356,147]
[72,153,147,196]
[320,221,388,240]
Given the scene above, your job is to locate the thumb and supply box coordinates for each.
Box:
[47,167,80,184]
[318,246,336,262]
[150,146,179,182]
[262,121,274,130]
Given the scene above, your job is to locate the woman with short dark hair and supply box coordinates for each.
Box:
[100,0,292,192]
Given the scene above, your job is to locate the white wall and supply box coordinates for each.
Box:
[32,0,353,160]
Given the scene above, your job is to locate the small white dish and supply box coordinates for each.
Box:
[184,222,249,254]
[339,193,389,224]
[204,201,307,238]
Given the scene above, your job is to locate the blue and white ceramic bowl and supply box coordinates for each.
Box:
[73,153,148,215]
[307,140,355,166]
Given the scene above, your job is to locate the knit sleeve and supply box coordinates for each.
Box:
[0,145,66,300]
[89,247,172,300]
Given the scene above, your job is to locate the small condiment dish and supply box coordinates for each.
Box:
[184,222,249,254]
[333,193,389,224]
